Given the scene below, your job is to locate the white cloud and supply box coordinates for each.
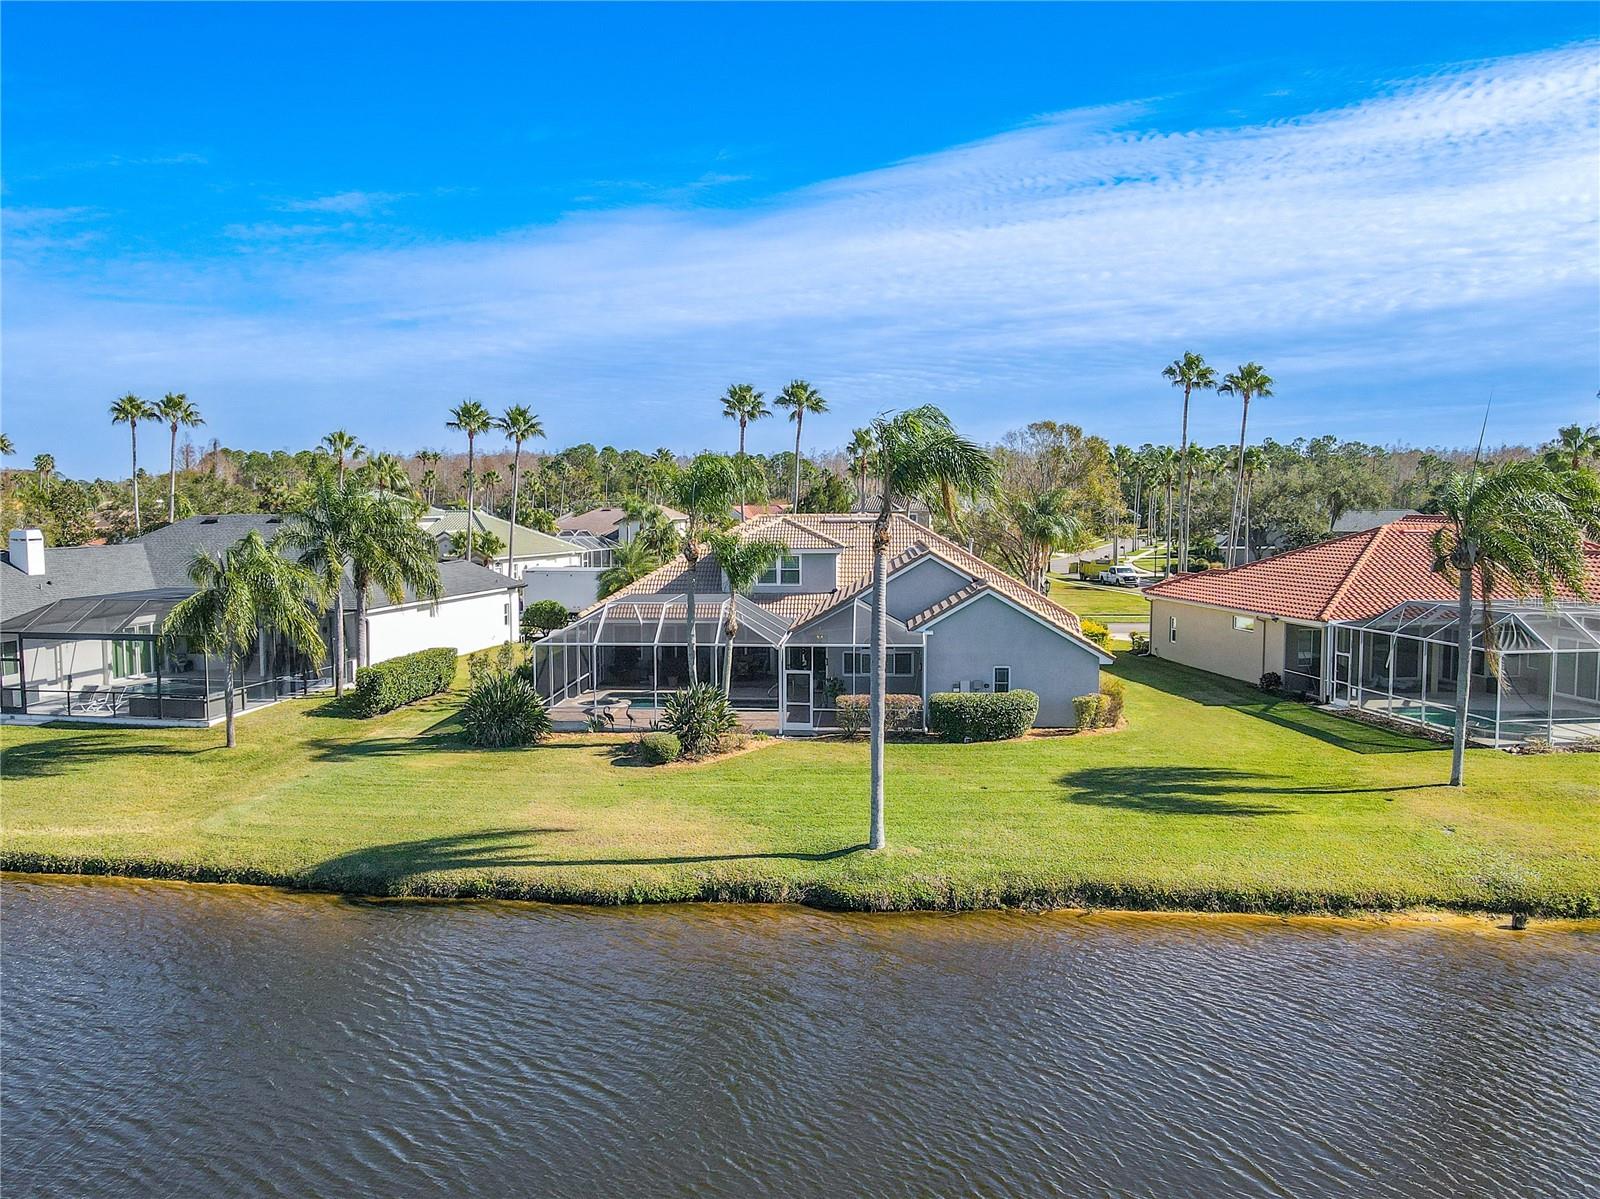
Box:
[4,43,1596,470]
[276,190,405,216]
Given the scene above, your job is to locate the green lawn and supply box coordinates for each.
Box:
[2,657,1596,917]
[1049,577,1152,621]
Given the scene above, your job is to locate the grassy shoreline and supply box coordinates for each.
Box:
[3,657,1595,919]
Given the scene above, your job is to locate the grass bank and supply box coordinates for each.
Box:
[1049,577,1151,622]
[2,658,1595,917]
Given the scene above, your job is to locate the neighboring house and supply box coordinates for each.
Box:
[556,505,689,547]
[849,494,932,526]
[1330,508,1419,534]
[529,513,1110,732]
[420,506,601,611]
[1144,514,1600,746]
[1,516,521,726]
[733,501,791,520]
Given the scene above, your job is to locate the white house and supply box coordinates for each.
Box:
[419,506,603,610]
[1,515,522,726]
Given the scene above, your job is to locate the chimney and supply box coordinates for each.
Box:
[8,528,45,576]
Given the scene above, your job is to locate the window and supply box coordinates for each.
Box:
[1169,616,1178,643]
[111,639,155,678]
[993,667,1011,693]
[1233,615,1256,632]
[757,554,802,586]
[844,649,914,676]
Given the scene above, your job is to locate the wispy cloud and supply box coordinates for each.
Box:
[4,43,1596,466]
[276,190,406,216]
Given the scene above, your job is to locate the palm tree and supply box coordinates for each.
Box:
[1179,443,1214,564]
[32,453,55,483]
[774,380,827,510]
[279,475,360,697]
[1007,489,1081,591]
[349,493,442,668]
[496,405,546,578]
[419,468,439,505]
[1546,423,1600,472]
[110,393,154,534]
[1238,446,1267,563]
[446,400,493,561]
[668,455,742,685]
[320,430,364,484]
[1162,352,1217,572]
[154,393,205,525]
[367,453,411,494]
[162,530,326,748]
[0,433,13,457]
[861,407,996,850]
[848,427,874,509]
[597,536,660,598]
[479,468,503,514]
[705,530,789,697]
[720,384,770,518]
[1218,363,1274,567]
[1429,459,1597,786]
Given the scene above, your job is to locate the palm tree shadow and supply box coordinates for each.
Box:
[309,828,867,886]
[1060,766,1435,816]
[0,734,203,780]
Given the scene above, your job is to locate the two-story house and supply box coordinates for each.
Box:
[527,513,1110,732]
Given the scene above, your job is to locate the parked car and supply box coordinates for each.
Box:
[1101,564,1149,587]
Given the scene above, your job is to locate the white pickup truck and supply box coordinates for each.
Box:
[1100,564,1149,588]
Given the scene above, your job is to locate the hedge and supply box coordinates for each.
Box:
[1073,694,1103,731]
[350,647,457,717]
[927,690,1039,742]
[835,693,924,738]
[637,732,682,764]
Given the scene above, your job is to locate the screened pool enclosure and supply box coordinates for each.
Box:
[2,588,336,723]
[1331,600,1600,746]
[529,591,927,732]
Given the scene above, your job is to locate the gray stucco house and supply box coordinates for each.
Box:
[530,513,1110,731]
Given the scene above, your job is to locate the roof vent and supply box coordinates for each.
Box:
[200,517,219,525]
[266,517,282,524]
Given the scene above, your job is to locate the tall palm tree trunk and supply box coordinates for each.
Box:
[223,652,236,749]
[722,614,738,697]
[1163,476,1175,577]
[1177,387,1191,572]
[738,423,747,520]
[685,549,699,686]
[465,436,477,562]
[869,514,890,851]
[168,423,180,524]
[1450,551,1474,787]
[507,448,522,577]
[130,422,143,534]
[332,593,347,696]
[791,417,804,509]
[1228,395,1250,568]
[355,579,370,669]
[1242,477,1253,564]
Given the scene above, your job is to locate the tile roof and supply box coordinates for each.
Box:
[556,505,688,538]
[1145,514,1600,623]
[419,507,576,557]
[594,514,1098,651]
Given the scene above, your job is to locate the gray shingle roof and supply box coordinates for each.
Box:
[2,514,518,627]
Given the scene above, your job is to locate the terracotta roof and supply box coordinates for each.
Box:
[592,514,1099,651]
[904,582,988,629]
[1145,515,1600,623]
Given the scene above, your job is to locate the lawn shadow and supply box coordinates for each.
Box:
[0,734,207,780]
[1060,766,1435,816]
[309,827,867,883]
[1110,657,1437,756]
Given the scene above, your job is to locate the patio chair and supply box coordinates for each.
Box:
[76,685,117,716]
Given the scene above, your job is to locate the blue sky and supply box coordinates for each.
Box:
[3,3,1597,476]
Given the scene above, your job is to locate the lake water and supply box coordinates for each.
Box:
[4,875,1598,1198]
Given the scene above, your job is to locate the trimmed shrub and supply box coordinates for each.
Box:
[659,684,740,759]
[521,600,571,642]
[1080,619,1111,649]
[461,672,551,748]
[1098,676,1125,727]
[350,647,457,717]
[637,731,682,764]
[1128,630,1150,655]
[1072,694,1103,731]
[836,693,923,738]
[1259,671,1283,693]
[928,690,1039,742]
